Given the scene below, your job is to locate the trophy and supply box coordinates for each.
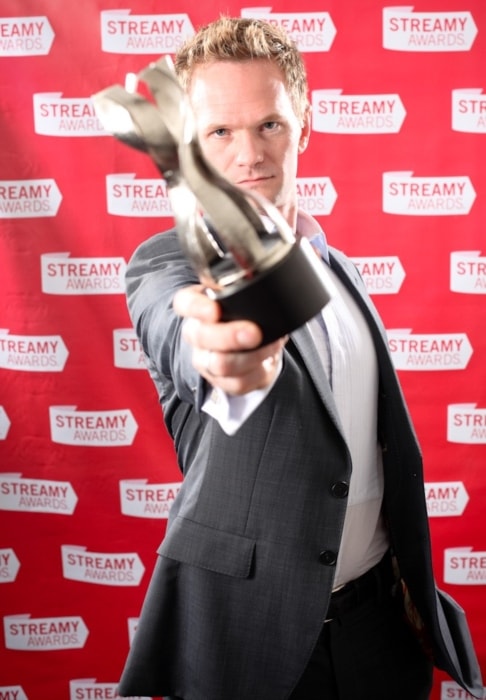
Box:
[92,57,334,345]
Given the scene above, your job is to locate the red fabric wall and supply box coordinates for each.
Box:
[0,1,484,698]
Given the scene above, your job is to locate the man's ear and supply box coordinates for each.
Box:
[298,106,312,154]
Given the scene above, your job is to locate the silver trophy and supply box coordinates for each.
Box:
[92,57,333,345]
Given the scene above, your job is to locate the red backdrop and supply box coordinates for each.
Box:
[0,1,485,699]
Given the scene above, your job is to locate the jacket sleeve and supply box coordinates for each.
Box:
[125,229,206,409]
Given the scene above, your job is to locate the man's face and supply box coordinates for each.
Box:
[188,59,310,229]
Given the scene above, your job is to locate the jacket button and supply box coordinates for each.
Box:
[331,481,349,498]
[319,550,337,566]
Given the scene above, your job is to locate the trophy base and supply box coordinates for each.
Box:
[208,238,334,346]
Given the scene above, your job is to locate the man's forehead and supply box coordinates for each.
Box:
[189,60,286,94]
[188,61,293,122]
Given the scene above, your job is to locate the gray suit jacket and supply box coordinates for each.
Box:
[118,229,483,699]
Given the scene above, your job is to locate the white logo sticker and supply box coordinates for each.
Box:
[425,482,469,518]
[4,614,88,650]
[106,174,173,217]
[387,330,472,371]
[312,91,405,134]
[100,11,194,54]
[0,331,68,372]
[444,548,486,585]
[0,179,62,218]
[440,680,485,699]
[49,407,138,447]
[0,407,10,439]
[447,404,486,444]
[69,679,151,700]
[0,548,21,583]
[452,89,486,133]
[41,253,126,295]
[382,172,475,215]
[352,256,405,295]
[0,474,78,515]
[113,329,146,369]
[0,16,54,56]
[62,545,145,586]
[0,687,28,700]
[383,8,477,51]
[120,479,181,518]
[450,251,486,294]
[33,94,105,136]
[296,177,337,215]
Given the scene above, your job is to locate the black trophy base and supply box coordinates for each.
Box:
[207,239,333,346]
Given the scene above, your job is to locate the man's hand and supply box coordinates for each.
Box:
[173,285,287,395]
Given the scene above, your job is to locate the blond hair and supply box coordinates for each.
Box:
[174,16,309,121]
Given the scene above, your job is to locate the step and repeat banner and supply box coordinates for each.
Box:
[0,0,485,698]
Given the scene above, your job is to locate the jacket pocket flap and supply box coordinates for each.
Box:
[157,516,255,578]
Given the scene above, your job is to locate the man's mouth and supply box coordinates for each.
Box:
[236,176,272,186]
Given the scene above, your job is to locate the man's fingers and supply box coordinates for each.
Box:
[182,317,263,352]
[173,285,220,322]
[195,343,285,394]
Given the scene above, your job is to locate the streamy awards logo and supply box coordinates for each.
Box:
[4,614,88,651]
[61,545,145,586]
[33,94,105,136]
[312,91,405,134]
[0,548,21,583]
[49,407,138,447]
[452,89,486,133]
[352,256,405,295]
[106,174,174,217]
[440,680,485,699]
[113,329,146,369]
[100,10,194,53]
[447,404,486,444]
[387,330,472,370]
[0,330,68,372]
[70,679,150,700]
[120,479,181,518]
[240,8,335,52]
[0,687,28,700]
[0,406,10,439]
[383,7,477,51]
[0,474,78,515]
[450,251,486,294]
[425,482,469,518]
[0,16,54,56]
[0,179,62,218]
[41,253,126,295]
[296,177,336,215]
[383,172,475,215]
[444,548,486,585]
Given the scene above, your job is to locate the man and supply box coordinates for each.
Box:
[117,17,482,700]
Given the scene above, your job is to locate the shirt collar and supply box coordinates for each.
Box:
[297,209,330,264]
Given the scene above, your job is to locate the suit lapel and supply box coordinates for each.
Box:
[290,324,344,437]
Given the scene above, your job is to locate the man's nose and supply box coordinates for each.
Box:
[234,131,264,166]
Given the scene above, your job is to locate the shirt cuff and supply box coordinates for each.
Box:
[201,356,283,435]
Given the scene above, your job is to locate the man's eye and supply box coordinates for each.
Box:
[213,128,228,137]
[262,121,278,130]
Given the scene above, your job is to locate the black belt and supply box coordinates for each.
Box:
[326,551,395,621]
